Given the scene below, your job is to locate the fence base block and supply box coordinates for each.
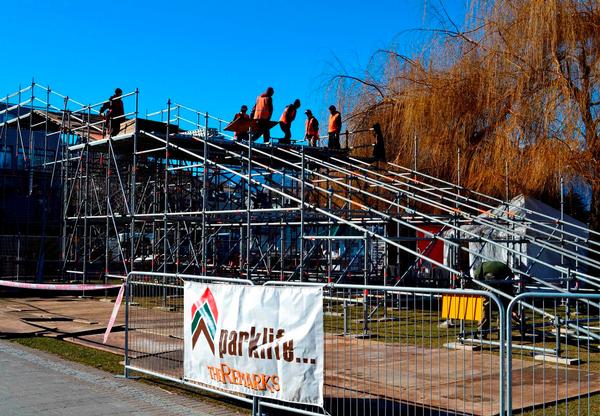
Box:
[438,319,457,328]
[352,333,375,339]
[444,342,481,351]
[374,317,400,322]
[153,306,175,311]
[534,354,580,366]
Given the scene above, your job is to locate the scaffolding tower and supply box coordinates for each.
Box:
[2,83,600,302]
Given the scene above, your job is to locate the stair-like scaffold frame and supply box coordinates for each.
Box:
[3,82,600,351]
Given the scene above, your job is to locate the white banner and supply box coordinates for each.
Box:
[183,282,324,406]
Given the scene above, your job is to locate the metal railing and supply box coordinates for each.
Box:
[124,272,506,416]
[506,293,600,416]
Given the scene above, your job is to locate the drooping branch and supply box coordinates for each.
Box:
[330,74,386,99]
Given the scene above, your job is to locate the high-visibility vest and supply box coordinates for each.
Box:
[305,117,319,136]
[253,95,272,120]
[328,112,341,133]
[279,105,296,124]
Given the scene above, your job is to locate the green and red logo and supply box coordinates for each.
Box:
[191,288,219,353]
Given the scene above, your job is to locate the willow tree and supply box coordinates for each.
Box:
[336,0,599,233]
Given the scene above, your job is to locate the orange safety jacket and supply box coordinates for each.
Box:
[328,111,341,133]
[279,105,297,124]
[305,117,319,136]
[234,112,250,121]
[233,112,250,137]
[253,94,273,120]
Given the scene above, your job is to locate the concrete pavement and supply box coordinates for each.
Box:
[0,339,248,416]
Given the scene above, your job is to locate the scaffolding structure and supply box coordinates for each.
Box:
[0,83,63,280]
[2,83,600,301]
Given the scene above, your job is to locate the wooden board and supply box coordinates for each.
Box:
[224,117,251,133]
[224,118,278,133]
[261,120,279,130]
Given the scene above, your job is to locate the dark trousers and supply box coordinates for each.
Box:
[235,132,249,142]
[107,119,122,137]
[250,119,271,142]
[478,291,516,338]
[279,121,291,144]
[328,132,340,150]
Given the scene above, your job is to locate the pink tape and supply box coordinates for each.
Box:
[103,284,125,344]
[0,281,123,291]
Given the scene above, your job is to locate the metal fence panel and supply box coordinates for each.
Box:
[125,272,254,403]
[264,283,505,416]
[125,273,506,416]
[506,293,600,416]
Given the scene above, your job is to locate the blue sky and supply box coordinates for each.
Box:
[1,0,467,138]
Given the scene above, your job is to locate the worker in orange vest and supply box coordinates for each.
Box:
[250,87,274,143]
[327,105,342,150]
[99,88,125,137]
[232,105,250,141]
[278,99,301,144]
[304,109,320,147]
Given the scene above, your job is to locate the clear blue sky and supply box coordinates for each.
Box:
[1,0,467,139]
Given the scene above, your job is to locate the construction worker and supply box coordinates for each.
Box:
[278,99,301,144]
[233,105,250,141]
[327,105,342,150]
[473,261,518,339]
[99,88,124,137]
[250,87,274,143]
[304,109,320,146]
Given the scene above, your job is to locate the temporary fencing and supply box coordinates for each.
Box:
[124,272,507,416]
[506,293,600,416]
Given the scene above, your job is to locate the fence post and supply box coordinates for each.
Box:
[343,299,348,336]
[123,275,130,378]
[506,295,518,416]
[495,292,506,416]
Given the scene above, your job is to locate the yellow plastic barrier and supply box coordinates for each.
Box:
[441,294,484,321]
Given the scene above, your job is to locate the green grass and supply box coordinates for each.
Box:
[323,302,478,348]
[13,337,123,374]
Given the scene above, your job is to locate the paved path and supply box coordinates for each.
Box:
[0,340,248,416]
